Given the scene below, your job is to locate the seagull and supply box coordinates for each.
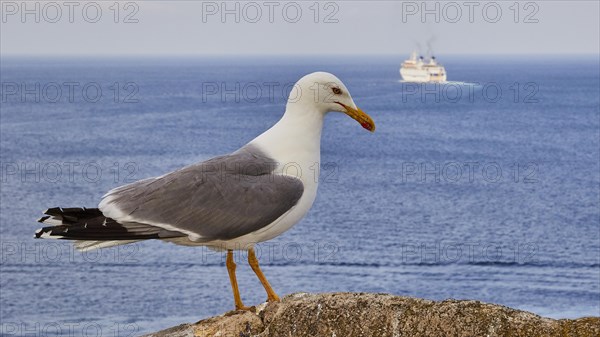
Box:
[35,72,375,310]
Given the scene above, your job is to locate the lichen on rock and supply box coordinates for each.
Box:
[142,292,600,337]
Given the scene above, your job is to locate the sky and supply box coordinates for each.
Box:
[1,0,599,56]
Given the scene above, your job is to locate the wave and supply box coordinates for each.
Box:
[398,80,481,86]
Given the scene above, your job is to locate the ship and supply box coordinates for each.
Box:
[400,51,447,83]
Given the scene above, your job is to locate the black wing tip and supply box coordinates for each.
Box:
[43,207,101,216]
[37,216,50,223]
[34,227,47,239]
[43,207,62,216]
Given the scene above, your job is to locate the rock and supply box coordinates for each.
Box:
[195,310,264,337]
[143,323,194,337]
[143,292,600,337]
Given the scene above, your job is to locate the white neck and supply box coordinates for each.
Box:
[249,103,325,175]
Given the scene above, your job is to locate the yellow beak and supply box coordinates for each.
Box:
[338,102,376,132]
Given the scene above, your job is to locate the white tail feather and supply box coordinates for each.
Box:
[74,240,141,252]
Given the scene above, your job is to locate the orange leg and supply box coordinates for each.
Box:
[248,248,280,302]
[226,250,251,310]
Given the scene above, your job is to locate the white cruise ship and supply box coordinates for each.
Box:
[400,51,447,83]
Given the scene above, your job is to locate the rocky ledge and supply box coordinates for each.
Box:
[143,292,599,337]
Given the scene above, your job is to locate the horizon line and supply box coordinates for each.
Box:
[2,52,599,59]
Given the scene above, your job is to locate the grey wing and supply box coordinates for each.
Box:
[98,146,304,241]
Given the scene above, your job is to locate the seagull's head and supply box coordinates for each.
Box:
[291,72,375,132]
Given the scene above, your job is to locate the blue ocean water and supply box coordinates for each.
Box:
[1,56,599,336]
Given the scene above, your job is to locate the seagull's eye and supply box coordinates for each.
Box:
[332,87,342,95]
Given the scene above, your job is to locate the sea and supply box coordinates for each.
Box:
[1,55,599,336]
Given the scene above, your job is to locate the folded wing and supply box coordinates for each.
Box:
[99,145,304,242]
